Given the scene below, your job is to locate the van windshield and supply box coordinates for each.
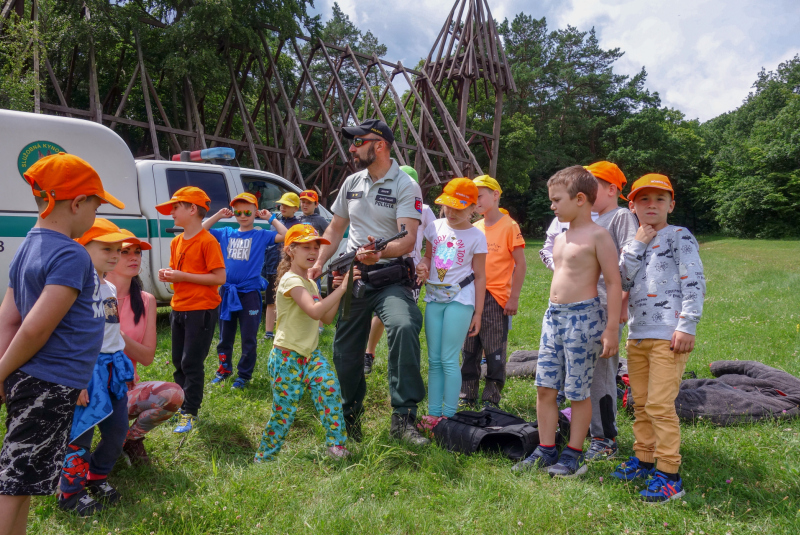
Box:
[166,169,230,214]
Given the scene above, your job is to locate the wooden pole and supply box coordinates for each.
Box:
[489,90,503,178]
[145,71,182,154]
[109,63,139,130]
[32,0,39,113]
[134,30,161,159]
[225,53,260,170]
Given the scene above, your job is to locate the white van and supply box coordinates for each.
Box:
[0,109,332,304]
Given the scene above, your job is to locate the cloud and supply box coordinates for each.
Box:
[311,0,800,121]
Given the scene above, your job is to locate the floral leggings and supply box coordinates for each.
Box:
[255,347,347,462]
[127,381,184,441]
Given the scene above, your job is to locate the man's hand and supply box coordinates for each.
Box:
[356,236,382,266]
[158,269,185,283]
[671,331,695,355]
[599,327,620,359]
[256,209,272,220]
[77,389,89,407]
[503,296,519,316]
[308,264,323,281]
[635,224,658,245]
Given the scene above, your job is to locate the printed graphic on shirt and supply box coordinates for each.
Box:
[227,237,252,261]
[432,234,464,281]
[91,271,102,319]
[103,296,120,324]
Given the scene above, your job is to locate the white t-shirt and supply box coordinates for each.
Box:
[423,219,488,307]
[411,204,437,266]
[100,280,125,354]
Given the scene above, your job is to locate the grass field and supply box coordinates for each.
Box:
[22,238,800,534]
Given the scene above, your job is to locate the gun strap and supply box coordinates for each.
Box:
[340,260,355,322]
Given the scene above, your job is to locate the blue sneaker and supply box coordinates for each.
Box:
[210,372,231,385]
[168,408,185,425]
[640,471,686,503]
[231,378,249,391]
[512,446,559,472]
[548,448,588,478]
[263,331,274,341]
[611,456,656,481]
[173,413,197,433]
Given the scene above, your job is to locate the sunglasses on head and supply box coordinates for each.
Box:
[234,210,252,217]
[351,138,383,148]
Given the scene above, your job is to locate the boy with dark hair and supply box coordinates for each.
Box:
[203,193,286,390]
[298,190,329,237]
[514,165,621,478]
[156,187,226,433]
[458,175,526,408]
[0,153,124,534]
[262,192,303,340]
[610,174,705,502]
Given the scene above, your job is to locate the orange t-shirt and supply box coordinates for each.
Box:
[474,214,525,307]
[169,229,226,311]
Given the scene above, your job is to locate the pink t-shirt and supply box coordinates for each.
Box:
[118,290,154,383]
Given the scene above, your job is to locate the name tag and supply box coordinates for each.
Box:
[346,191,363,200]
[375,195,397,207]
[378,188,392,195]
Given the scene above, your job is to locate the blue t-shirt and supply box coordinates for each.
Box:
[262,216,303,276]
[9,228,103,389]
[209,226,276,286]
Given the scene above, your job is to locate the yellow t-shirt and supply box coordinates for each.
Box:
[274,272,320,357]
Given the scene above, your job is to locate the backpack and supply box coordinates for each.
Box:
[431,406,570,460]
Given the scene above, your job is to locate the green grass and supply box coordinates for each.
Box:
[22,238,800,534]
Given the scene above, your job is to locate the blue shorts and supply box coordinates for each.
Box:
[535,297,606,401]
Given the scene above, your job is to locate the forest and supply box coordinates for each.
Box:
[1,0,798,238]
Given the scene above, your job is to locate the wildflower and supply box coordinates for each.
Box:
[394,491,399,496]
[726,479,731,484]
[599,476,604,482]
[664,523,668,527]
[236,515,241,519]
[518,521,523,526]
[371,494,375,498]
[223,506,227,510]
[587,512,592,517]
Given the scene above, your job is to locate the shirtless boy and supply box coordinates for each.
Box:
[514,165,621,477]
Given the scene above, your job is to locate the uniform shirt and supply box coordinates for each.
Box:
[9,228,103,389]
[274,272,321,357]
[300,213,329,237]
[475,214,526,308]
[423,219,487,307]
[331,160,422,258]
[169,229,226,311]
[99,280,125,354]
[411,204,437,266]
[209,226,276,286]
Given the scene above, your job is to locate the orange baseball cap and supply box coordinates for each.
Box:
[435,178,478,209]
[76,218,130,246]
[585,161,628,200]
[155,186,212,215]
[628,174,674,202]
[119,229,152,251]
[284,224,331,250]
[299,190,319,203]
[24,152,124,219]
[230,192,259,207]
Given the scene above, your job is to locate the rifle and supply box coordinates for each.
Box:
[327,225,408,321]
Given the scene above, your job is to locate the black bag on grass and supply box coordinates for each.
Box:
[432,406,570,460]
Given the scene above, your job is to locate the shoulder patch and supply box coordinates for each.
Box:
[346,191,363,200]
[415,197,422,213]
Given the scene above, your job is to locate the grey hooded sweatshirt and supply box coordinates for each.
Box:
[620,225,706,340]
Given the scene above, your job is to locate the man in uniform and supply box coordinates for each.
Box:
[308,119,429,446]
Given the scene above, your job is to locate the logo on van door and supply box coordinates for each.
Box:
[17,141,66,181]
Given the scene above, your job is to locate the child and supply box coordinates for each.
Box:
[514,165,621,477]
[364,165,435,374]
[203,193,287,390]
[262,192,303,340]
[459,175,526,409]
[582,162,638,461]
[610,174,705,502]
[415,178,487,425]
[58,219,134,516]
[298,190,329,236]
[0,153,123,534]
[156,187,226,433]
[254,225,352,461]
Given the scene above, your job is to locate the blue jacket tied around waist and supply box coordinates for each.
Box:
[219,277,267,321]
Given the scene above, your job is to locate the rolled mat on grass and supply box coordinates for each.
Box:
[675,360,800,425]
[480,350,539,379]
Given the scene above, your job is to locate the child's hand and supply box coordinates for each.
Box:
[219,208,234,218]
[503,295,519,316]
[467,313,482,337]
[671,331,695,355]
[635,224,658,244]
[159,269,184,283]
[332,267,360,289]
[415,261,429,284]
[158,268,168,282]
[599,327,619,359]
[257,209,272,220]
[77,389,89,407]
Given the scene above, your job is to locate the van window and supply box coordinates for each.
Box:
[166,169,230,214]
[241,175,294,211]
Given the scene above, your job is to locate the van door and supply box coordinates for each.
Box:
[152,164,235,300]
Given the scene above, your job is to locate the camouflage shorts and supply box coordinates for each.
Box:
[535,297,606,401]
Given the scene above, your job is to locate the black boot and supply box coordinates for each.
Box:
[390,413,430,446]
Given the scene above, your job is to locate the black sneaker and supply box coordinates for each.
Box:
[86,478,121,505]
[511,446,559,472]
[390,414,430,446]
[457,398,476,411]
[58,489,104,516]
[482,400,501,410]
[364,353,375,375]
[548,448,588,478]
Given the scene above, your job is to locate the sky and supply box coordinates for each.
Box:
[310,0,800,122]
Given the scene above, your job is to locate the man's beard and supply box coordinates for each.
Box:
[353,144,377,170]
